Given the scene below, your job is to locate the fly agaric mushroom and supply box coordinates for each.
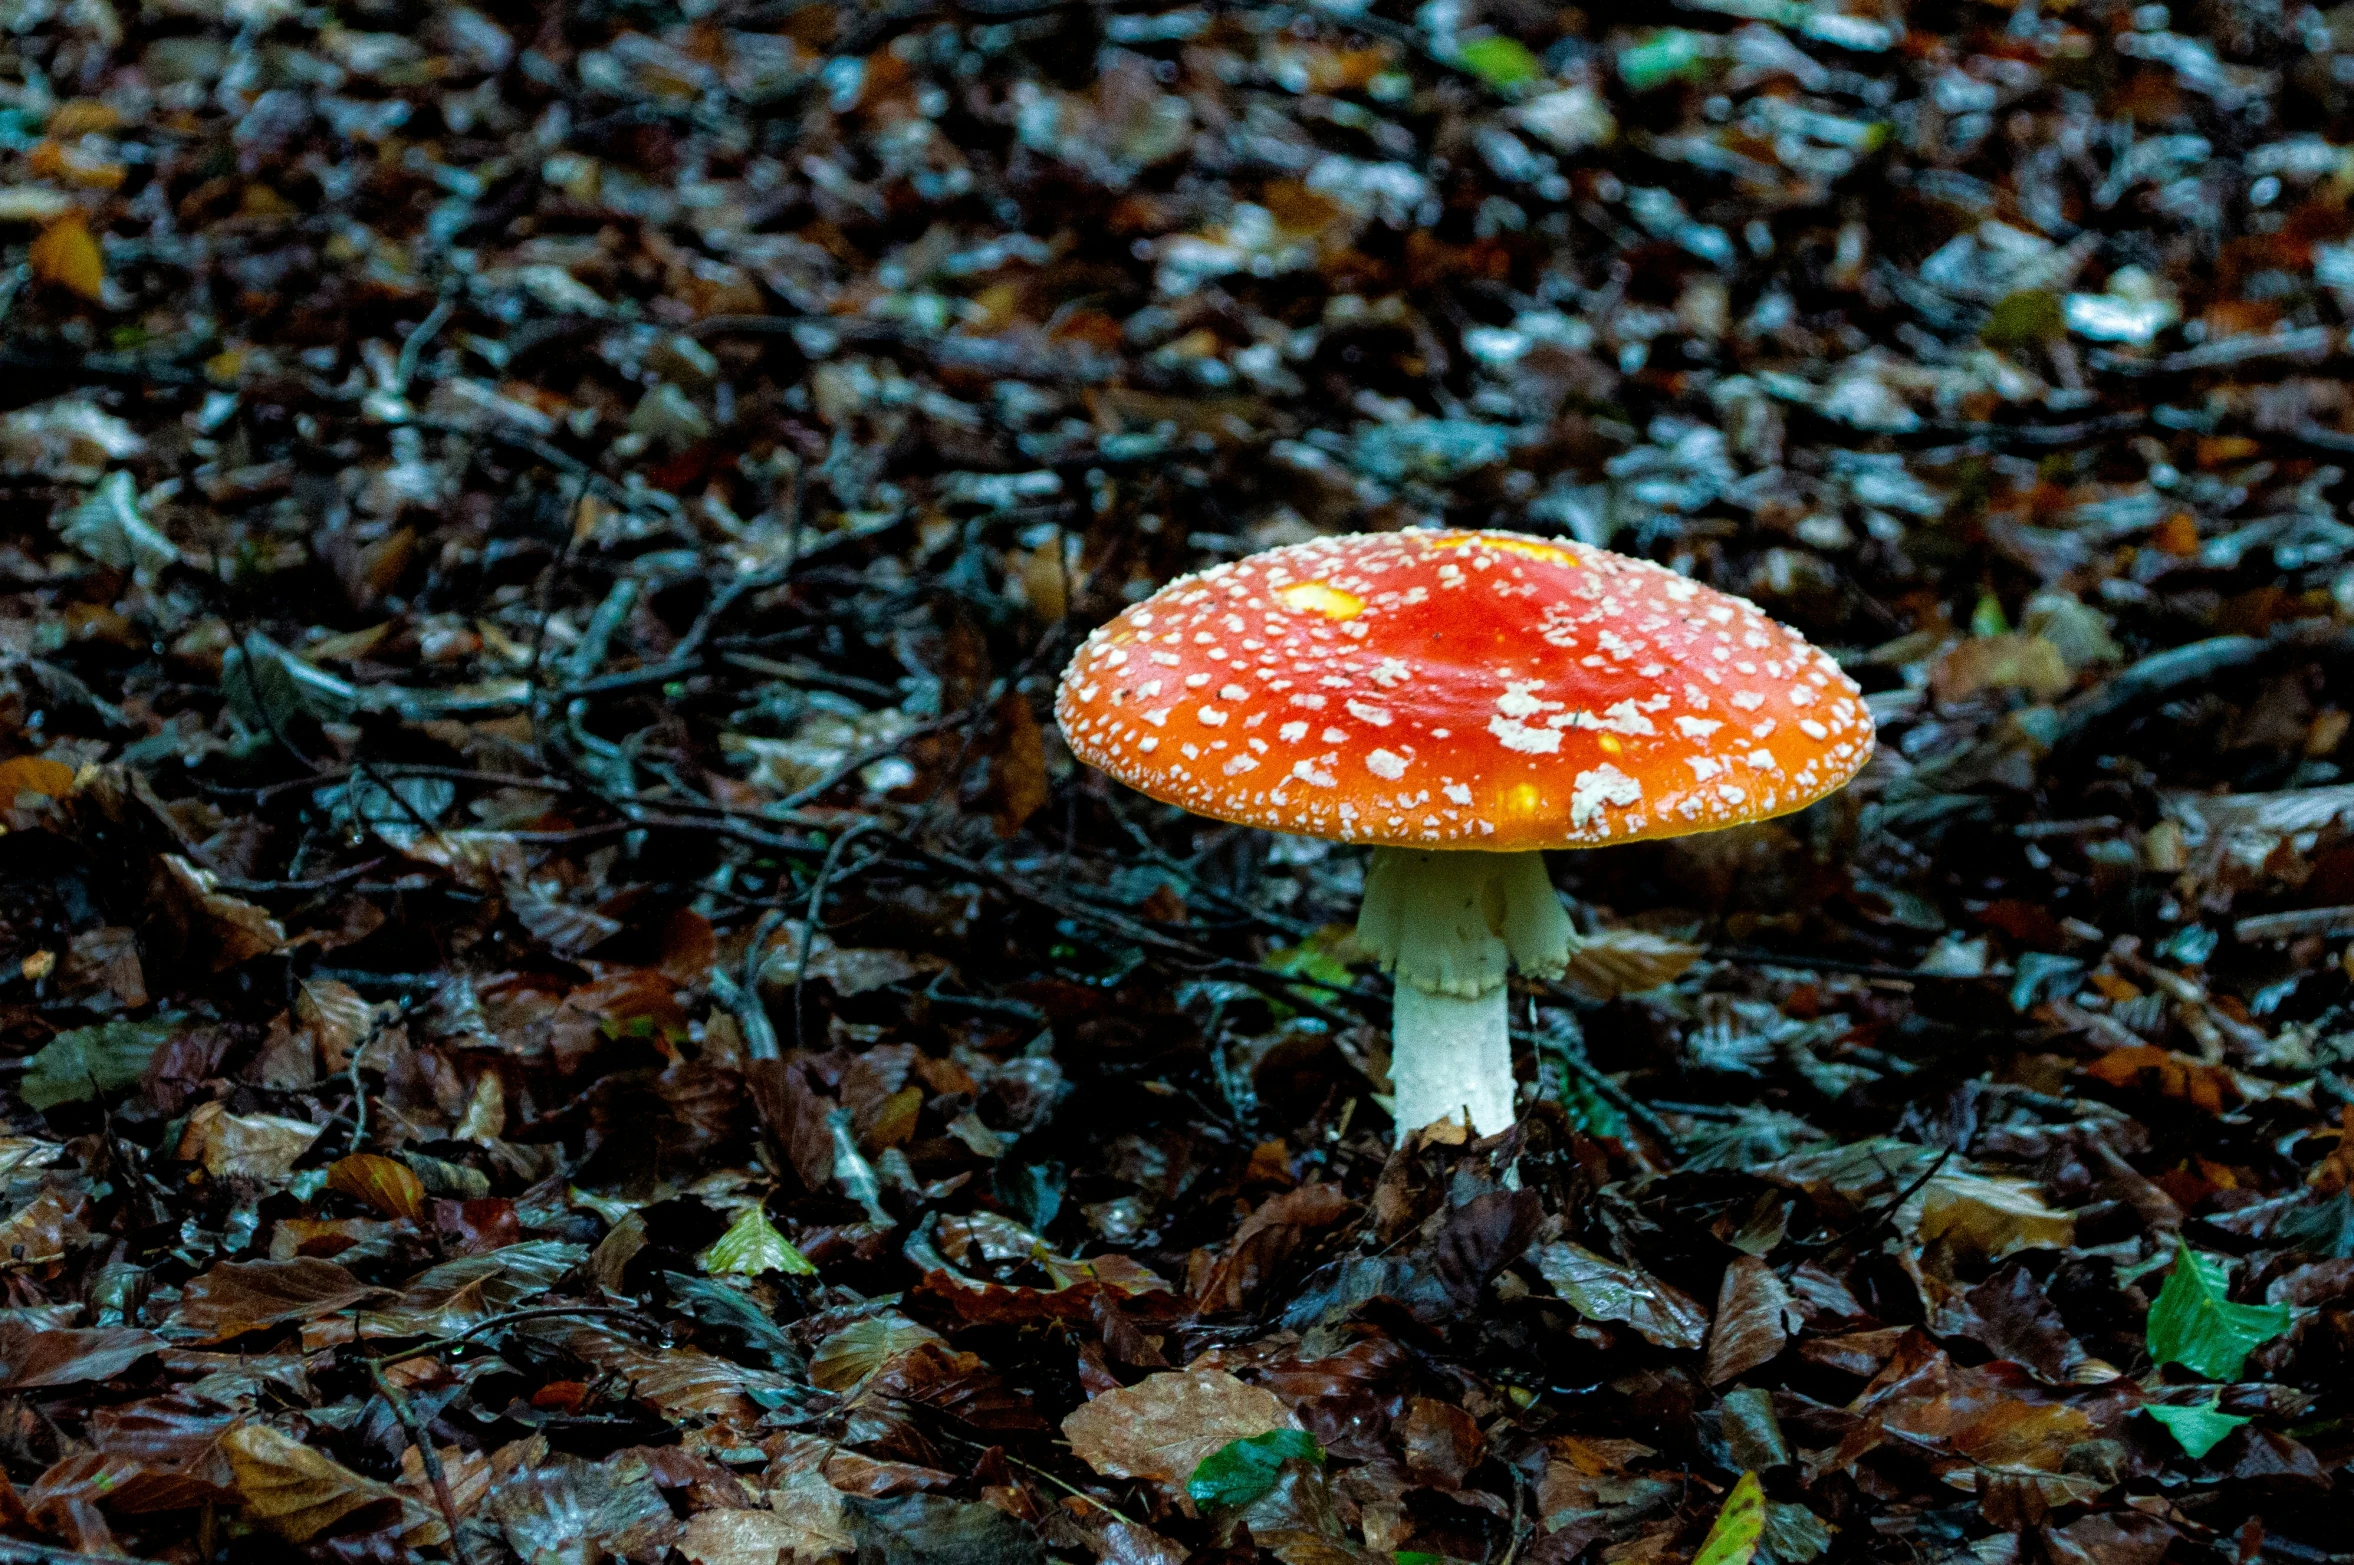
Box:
[1055,529,1874,1142]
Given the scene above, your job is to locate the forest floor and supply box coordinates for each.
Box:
[1,0,2353,1562]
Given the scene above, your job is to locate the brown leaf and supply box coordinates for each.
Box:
[486,1447,680,1564]
[156,853,285,970]
[178,1101,323,1182]
[0,1321,159,1389]
[810,1316,945,1393]
[986,692,1050,837]
[174,1259,382,1343]
[1061,1368,1292,1485]
[1705,1257,1799,1385]
[1398,1397,1484,1488]
[1530,1242,1710,1351]
[2045,1513,2177,1565]
[225,1422,445,1546]
[1560,928,1703,1000]
[1960,1262,2086,1382]
[325,1154,428,1221]
[676,1507,832,1565]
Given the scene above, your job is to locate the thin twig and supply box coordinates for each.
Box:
[367,1357,474,1565]
[793,820,885,1051]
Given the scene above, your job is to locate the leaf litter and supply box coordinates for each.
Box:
[2,0,2354,1559]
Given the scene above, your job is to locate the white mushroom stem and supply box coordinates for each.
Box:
[1355,848,1576,1142]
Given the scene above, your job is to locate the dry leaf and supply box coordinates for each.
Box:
[1562,928,1703,999]
[1061,1369,1292,1485]
[29,214,103,301]
[157,855,285,971]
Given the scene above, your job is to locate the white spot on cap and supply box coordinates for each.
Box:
[1279,721,1308,742]
[1367,749,1407,779]
[1443,782,1472,805]
[1676,715,1723,740]
[1346,700,1393,726]
[1570,765,1642,827]
[1490,716,1563,754]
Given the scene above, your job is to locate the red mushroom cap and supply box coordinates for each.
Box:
[1055,529,1874,850]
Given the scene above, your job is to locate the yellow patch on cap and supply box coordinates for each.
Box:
[1276,581,1366,620]
[1428,533,1578,568]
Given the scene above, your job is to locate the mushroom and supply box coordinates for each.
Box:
[1055,529,1874,1142]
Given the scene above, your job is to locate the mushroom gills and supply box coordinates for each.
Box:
[1355,848,1576,1140]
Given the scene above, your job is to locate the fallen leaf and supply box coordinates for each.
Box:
[2146,1240,2292,1381]
[1561,928,1703,999]
[2143,1396,2250,1459]
[224,1423,444,1545]
[326,1154,427,1221]
[810,1316,945,1392]
[1062,1369,1293,1485]
[1531,1241,1711,1351]
[1707,1257,1799,1385]
[1186,1429,1324,1509]
[178,1102,322,1182]
[21,1018,176,1110]
[29,214,103,301]
[698,1203,817,1278]
[0,1321,159,1389]
[486,1449,679,1565]
[1693,1472,1767,1565]
[174,1259,381,1343]
[0,756,76,800]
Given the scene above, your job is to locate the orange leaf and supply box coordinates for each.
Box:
[2078,1045,2239,1114]
[29,215,103,302]
[0,756,76,801]
[326,1154,427,1221]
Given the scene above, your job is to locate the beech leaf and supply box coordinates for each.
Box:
[1187,1429,1325,1509]
[1062,1369,1292,1485]
[2145,1240,2291,1381]
[1693,1471,1767,1565]
[2143,1398,2252,1460]
[698,1203,817,1277]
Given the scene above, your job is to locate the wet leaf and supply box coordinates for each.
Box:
[2146,1242,2291,1381]
[0,1321,159,1389]
[178,1102,321,1182]
[1532,1241,1710,1350]
[224,1423,443,1546]
[2144,1397,2251,1460]
[21,1018,176,1110]
[1187,1429,1325,1509]
[1706,1258,1798,1386]
[174,1259,381,1343]
[326,1155,427,1221]
[1063,1369,1292,1485]
[1693,1472,1766,1565]
[697,1203,817,1277]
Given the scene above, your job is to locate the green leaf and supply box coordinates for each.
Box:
[1395,1556,1447,1565]
[1455,35,1541,89]
[698,1204,818,1278]
[1969,591,2012,638]
[2144,1397,2252,1460]
[1186,1428,1324,1509]
[1693,1472,1767,1565]
[1618,28,1716,91]
[1262,926,1357,1018]
[1980,289,2066,350]
[22,1019,179,1110]
[2145,1239,2291,1380]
